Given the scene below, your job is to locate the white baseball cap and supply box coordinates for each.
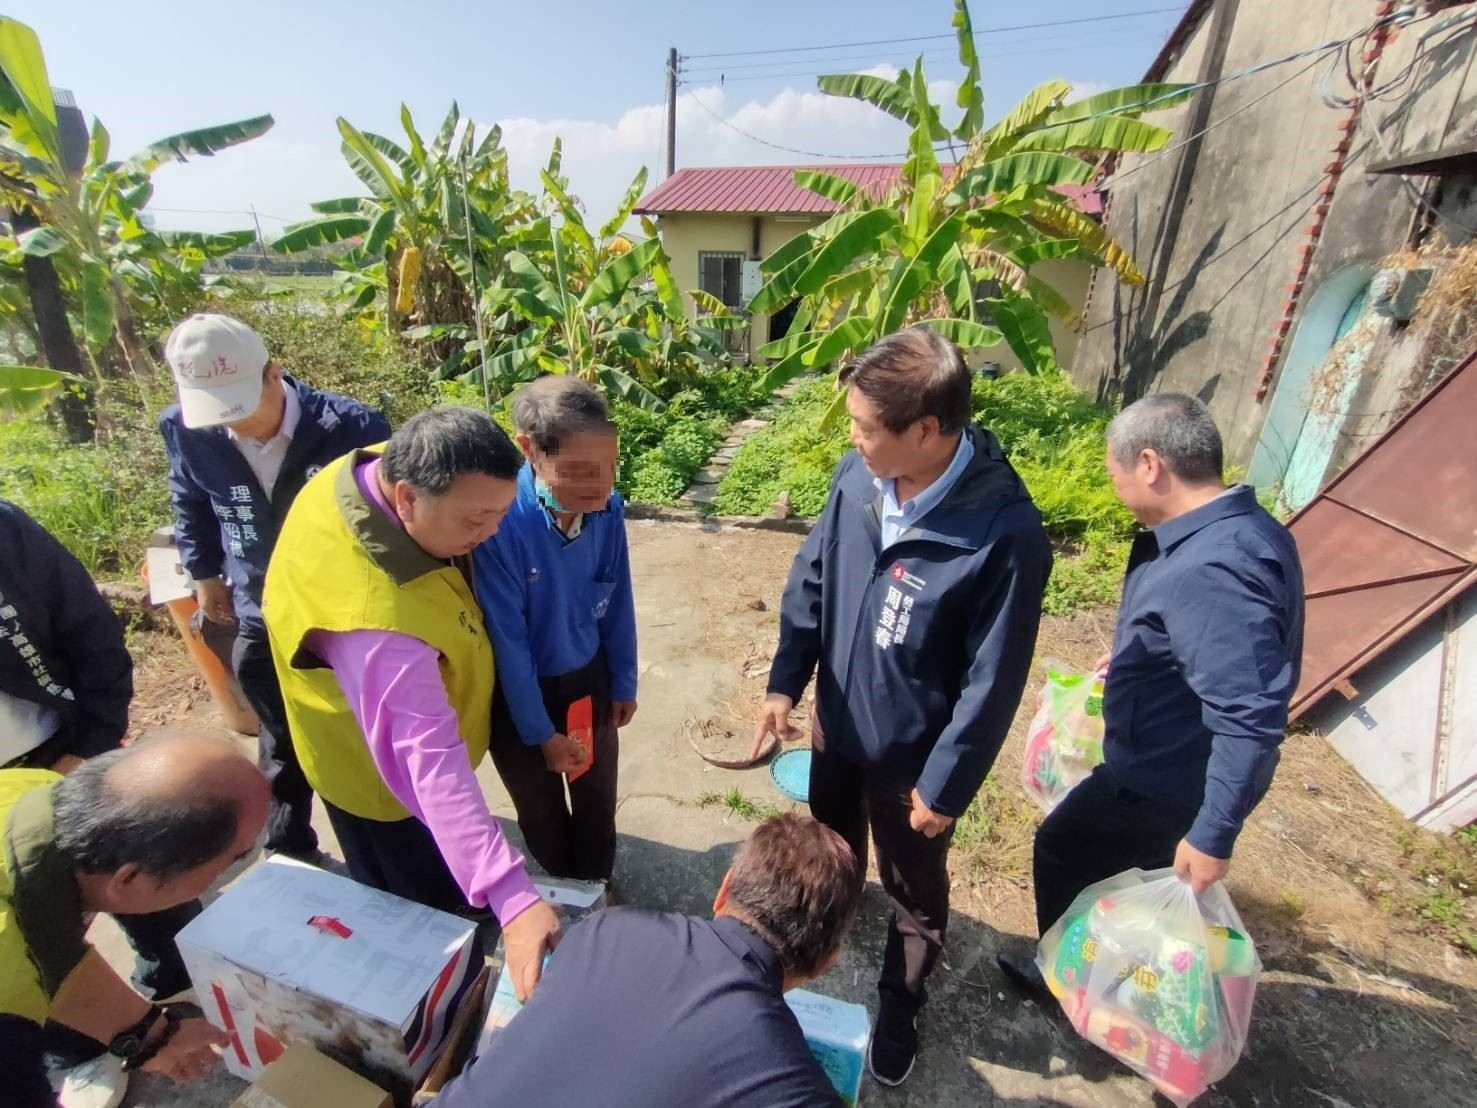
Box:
[164,314,271,429]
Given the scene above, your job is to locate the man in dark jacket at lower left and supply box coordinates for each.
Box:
[0,498,196,998]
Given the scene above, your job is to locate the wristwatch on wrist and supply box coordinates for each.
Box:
[106,1008,162,1063]
[108,1006,182,1070]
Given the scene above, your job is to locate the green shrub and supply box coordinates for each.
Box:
[0,399,171,578]
[714,370,1137,612]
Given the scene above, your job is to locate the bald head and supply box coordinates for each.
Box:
[54,733,269,914]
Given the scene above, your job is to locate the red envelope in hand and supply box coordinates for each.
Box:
[566,695,595,782]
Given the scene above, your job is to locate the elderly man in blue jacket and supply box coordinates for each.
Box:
[998,394,1304,997]
[752,326,1052,1087]
[159,314,389,862]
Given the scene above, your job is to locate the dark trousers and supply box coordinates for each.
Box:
[232,628,318,858]
[489,654,619,881]
[113,900,201,997]
[1032,765,1198,935]
[808,730,953,1017]
[324,801,472,915]
[1,1014,51,1108]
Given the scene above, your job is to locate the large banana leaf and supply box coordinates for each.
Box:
[271,214,371,253]
[337,118,409,207]
[361,131,414,172]
[794,170,863,208]
[955,152,1095,200]
[542,168,597,262]
[640,217,687,321]
[879,212,963,334]
[1027,274,1079,321]
[503,251,561,315]
[1007,238,1080,268]
[80,260,113,356]
[902,63,941,245]
[982,80,1071,157]
[1011,115,1173,156]
[1044,83,1195,124]
[952,0,984,140]
[757,335,822,392]
[817,71,916,126]
[400,104,427,168]
[1026,197,1144,285]
[988,284,1057,373]
[0,365,80,414]
[791,208,897,300]
[126,114,274,173]
[756,329,818,362]
[16,225,66,256]
[158,229,256,254]
[0,18,61,165]
[88,118,109,165]
[432,102,460,157]
[919,317,1003,349]
[582,238,659,309]
[310,197,368,214]
[803,316,874,371]
[596,365,665,412]
[363,208,396,258]
[599,166,648,241]
[937,244,977,319]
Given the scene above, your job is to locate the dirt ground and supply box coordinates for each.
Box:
[113,520,1477,1107]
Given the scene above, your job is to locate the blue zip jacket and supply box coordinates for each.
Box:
[769,425,1052,817]
[473,464,638,746]
[159,377,389,630]
[1104,485,1304,858]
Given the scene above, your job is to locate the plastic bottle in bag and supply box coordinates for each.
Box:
[1035,868,1260,1106]
[1020,658,1106,811]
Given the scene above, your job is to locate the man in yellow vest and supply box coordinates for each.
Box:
[1,732,268,1106]
[264,407,560,1001]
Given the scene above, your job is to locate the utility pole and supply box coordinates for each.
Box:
[665,47,678,179]
[249,204,270,271]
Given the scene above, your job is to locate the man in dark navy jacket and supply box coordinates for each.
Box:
[159,314,389,860]
[430,813,860,1108]
[753,327,1052,1086]
[999,394,1304,994]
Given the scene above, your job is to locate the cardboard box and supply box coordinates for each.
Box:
[785,988,871,1107]
[230,1044,392,1108]
[178,857,481,1105]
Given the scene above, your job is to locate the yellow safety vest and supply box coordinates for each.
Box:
[0,768,68,1024]
[263,448,494,821]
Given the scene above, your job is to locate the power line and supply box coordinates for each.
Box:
[146,205,298,222]
[683,5,1184,61]
[681,23,1162,78]
[684,89,936,160]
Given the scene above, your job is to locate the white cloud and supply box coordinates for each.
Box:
[1061,80,1111,103]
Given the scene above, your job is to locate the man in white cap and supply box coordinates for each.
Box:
[159,313,389,865]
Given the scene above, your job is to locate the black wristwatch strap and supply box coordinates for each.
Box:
[122,1007,181,1071]
[107,1007,162,1061]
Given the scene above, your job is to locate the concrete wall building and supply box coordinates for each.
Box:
[1070,0,1477,506]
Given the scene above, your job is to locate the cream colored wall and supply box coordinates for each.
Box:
[654,213,1090,365]
[653,212,825,356]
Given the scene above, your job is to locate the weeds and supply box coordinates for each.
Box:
[696,787,781,823]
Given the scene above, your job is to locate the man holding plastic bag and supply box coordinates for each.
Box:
[1000,395,1303,981]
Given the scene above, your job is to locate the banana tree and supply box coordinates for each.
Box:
[0,16,269,387]
[748,0,1191,406]
[272,102,540,350]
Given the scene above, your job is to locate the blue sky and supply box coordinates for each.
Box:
[18,1,1187,233]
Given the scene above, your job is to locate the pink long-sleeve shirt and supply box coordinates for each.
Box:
[302,459,540,927]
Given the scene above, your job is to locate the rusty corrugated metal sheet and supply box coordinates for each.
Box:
[634,165,1103,216]
[1289,347,1477,717]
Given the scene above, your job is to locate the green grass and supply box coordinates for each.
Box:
[260,274,340,293]
[696,787,781,823]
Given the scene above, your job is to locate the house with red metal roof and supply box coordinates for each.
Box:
[633,164,1099,366]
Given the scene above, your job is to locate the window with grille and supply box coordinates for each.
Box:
[698,251,745,309]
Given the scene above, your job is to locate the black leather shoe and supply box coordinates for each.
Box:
[867,1003,918,1087]
[996,948,1049,999]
